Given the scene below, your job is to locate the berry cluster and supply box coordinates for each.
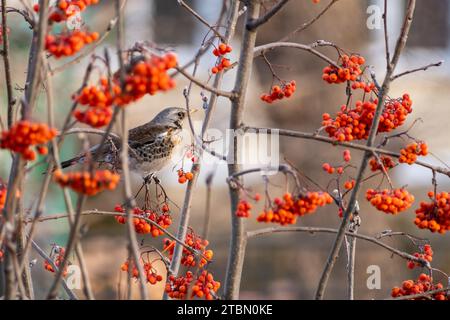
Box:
[114,53,177,106]
[407,244,433,269]
[211,43,232,74]
[322,163,341,174]
[72,77,118,127]
[369,155,395,172]
[0,182,6,211]
[351,81,376,93]
[257,192,333,225]
[165,271,194,300]
[322,94,413,142]
[34,0,100,24]
[414,191,450,234]
[43,246,68,277]
[260,81,297,103]
[191,270,221,300]
[177,169,194,184]
[53,169,120,196]
[163,231,213,268]
[321,150,352,175]
[121,260,163,285]
[72,53,177,119]
[391,273,448,300]
[235,199,252,218]
[399,142,428,165]
[114,204,172,237]
[0,121,57,161]
[0,250,3,261]
[366,188,415,214]
[343,149,351,162]
[322,54,365,84]
[45,30,99,58]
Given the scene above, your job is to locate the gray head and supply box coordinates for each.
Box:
[150,107,190,129]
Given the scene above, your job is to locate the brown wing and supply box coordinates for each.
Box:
[128,123,175,146]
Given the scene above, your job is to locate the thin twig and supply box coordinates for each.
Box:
[391,60,444,81]
[246,226,428,266]
[246,0,290,30]
[254,41,339,68]
[1,0,16,128]
[177,0,225,41]
[175,66,235,99]
[278,0,339,42]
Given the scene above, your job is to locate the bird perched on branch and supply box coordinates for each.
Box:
[61,107,192,177]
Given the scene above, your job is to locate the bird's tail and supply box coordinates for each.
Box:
[60,154,85,169]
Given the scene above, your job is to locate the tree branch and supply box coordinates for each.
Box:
[246,0,290,30]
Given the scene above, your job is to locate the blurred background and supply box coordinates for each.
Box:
[1,0,449,299]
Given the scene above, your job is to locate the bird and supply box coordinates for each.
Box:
[60,107,192,177]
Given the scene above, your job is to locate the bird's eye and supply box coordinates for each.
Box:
[178,112,184,118]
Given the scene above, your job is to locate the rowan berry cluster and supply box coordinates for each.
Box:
[0,121,58,161]
[120,260,163,285]
[72,77,118,127]
[53,169,120,196]
[322,54,365,84]
[351,81,376,93]
[369,155,395,172]
[177,169,194,184]
[391,273,448,300]
[399,142,428,165]
[322,94,413,142]
[366,188,415,214]
[260,81,297,103]
[114,204,172,237]
[211,43,232,74]
[257,191,333,225]
[0,182,7,211]
[163,231,213,268]
[235,199,252,218]
[34,0,100,24]
[43,246,68,277]
[45,30,99,58]
[407,244,433,269]
[114,53,177,105]
[165,271,194,299]
[322,163,341,174]
[191,270,221,300]
[414,191,450,234]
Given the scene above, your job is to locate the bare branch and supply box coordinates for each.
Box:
[175,65,235,99]
[391,60,444,81]
[279,0,339,42]
[177,0,225,41]
[243,126,450,177]
[254,41,339,68]
[1,0,16,128]
[246,0,290,31]
[246,226,429,266]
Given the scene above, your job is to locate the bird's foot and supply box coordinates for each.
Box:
[143,173,155,185]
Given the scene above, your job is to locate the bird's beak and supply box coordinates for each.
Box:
[189,108,199,114]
